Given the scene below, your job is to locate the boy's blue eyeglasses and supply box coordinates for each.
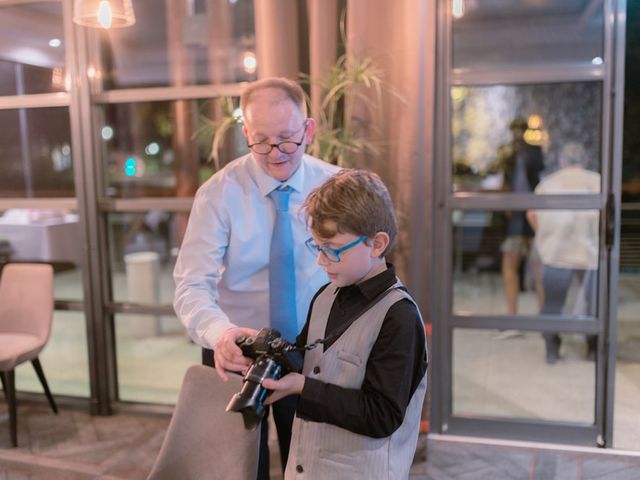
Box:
[304,235,367,262]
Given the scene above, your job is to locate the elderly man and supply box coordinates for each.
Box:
[173,77,339,478]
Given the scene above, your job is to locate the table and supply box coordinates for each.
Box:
[0,214,81,265]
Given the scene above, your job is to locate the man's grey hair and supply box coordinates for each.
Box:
[560,142,587,167]
[240,77,307,117]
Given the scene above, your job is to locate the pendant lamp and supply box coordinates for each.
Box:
[73,0,136,29]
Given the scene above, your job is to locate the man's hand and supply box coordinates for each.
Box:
[262,373,306,404]
[213,327,258,380]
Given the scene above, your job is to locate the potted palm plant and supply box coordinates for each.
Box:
[198,57,396,170]
[301,51,388,167]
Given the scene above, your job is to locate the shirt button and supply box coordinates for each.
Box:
[296,464,304,473]
[312,366,320,374]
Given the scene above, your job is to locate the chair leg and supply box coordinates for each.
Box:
[0,370,6,401]
[31,358,58,414]
[1,369,17,447]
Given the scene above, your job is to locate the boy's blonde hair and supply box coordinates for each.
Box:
[240,77,307,116]
[303,169,398,256]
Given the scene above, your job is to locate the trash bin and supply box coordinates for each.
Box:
[124,251,161,337]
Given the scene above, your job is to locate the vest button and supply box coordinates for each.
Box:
[312,366,320,374]
[296,464,304,473]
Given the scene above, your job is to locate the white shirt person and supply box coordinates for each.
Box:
[173,151,338,350]
[173,78,338,479]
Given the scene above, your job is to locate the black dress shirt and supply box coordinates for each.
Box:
[295,264,428,438]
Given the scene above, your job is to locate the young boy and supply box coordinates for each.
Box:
[262,169,428,479]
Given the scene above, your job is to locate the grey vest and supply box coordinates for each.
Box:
[285,280,427,480]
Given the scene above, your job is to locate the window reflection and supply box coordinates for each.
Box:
[0,208,81,265]
[0,208,84,301]
[108,211,179,305]
[452,329,595,423]
[452,82,602,193]
[0,108,74,197]
[0,2,66,95]
[101,99,247,198]
[15,311,90,397]
[100,0,256,89]
[452,209,599,318]
[115,313,200,404]
[452,0,604,68]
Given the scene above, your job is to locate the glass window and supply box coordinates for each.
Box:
[452,0,604,69]
[452,209,600,317]
[53,266,84,302]
[451,82,602,193]
[100,0,256,89]
[115,313,200,404]
[108,211,179,305]
[0,107,74,197]
[615,0,640,450]
[15,311,90,397]
[615,209,640,448]
[0,2,66,95]
[452,329,595,423]
[100,99,247,198]
[0,208,84,301]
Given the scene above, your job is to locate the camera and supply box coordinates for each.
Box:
[226,328,303,430]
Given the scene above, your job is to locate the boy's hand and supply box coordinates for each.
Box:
[213,327,257,381]
[262,373,306,404]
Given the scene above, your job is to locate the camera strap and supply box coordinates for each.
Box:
[299,284,407,352]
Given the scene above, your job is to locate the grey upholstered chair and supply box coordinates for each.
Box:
[147,365,260,480]
[0,263,58,447]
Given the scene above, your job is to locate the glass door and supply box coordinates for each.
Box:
[432,0,625,446]
[614,0,640,450]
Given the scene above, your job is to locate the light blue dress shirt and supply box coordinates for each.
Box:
[173,153,339,349]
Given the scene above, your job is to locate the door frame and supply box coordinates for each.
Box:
[431,0,626,447]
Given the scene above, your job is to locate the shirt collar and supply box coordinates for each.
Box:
[335,263,397,301]
[250,153,306,197]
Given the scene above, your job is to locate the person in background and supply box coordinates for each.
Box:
[527,142,600,364]
[262,169,427,479]
[173,77,339,478]
[489,117,545,319]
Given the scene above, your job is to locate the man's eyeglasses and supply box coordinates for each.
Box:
[247,122,308,155]
[305,236,367,263]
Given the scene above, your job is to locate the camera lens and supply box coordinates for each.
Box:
[226,355,282,430]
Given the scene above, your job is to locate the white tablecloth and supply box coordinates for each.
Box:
[0,215,81,265]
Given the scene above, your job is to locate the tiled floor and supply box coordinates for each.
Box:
[6,268,640,480]
[2,401,640,480]
[416,436,640,480]
[0,402,166,480]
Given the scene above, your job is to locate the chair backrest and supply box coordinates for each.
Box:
[0,263,54,343]
[147,365,260,480]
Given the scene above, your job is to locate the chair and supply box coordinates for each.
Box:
[146,365,260,480]
[0,263,58,447]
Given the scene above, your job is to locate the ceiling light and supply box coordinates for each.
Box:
[242,51,257,74]
[453,0,465,19]
[73,0,135,29]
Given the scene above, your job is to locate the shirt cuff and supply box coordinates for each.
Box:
[297,377,324,418]
[201,319,236,350]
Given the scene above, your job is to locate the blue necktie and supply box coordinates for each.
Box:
[268,185,297,341]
